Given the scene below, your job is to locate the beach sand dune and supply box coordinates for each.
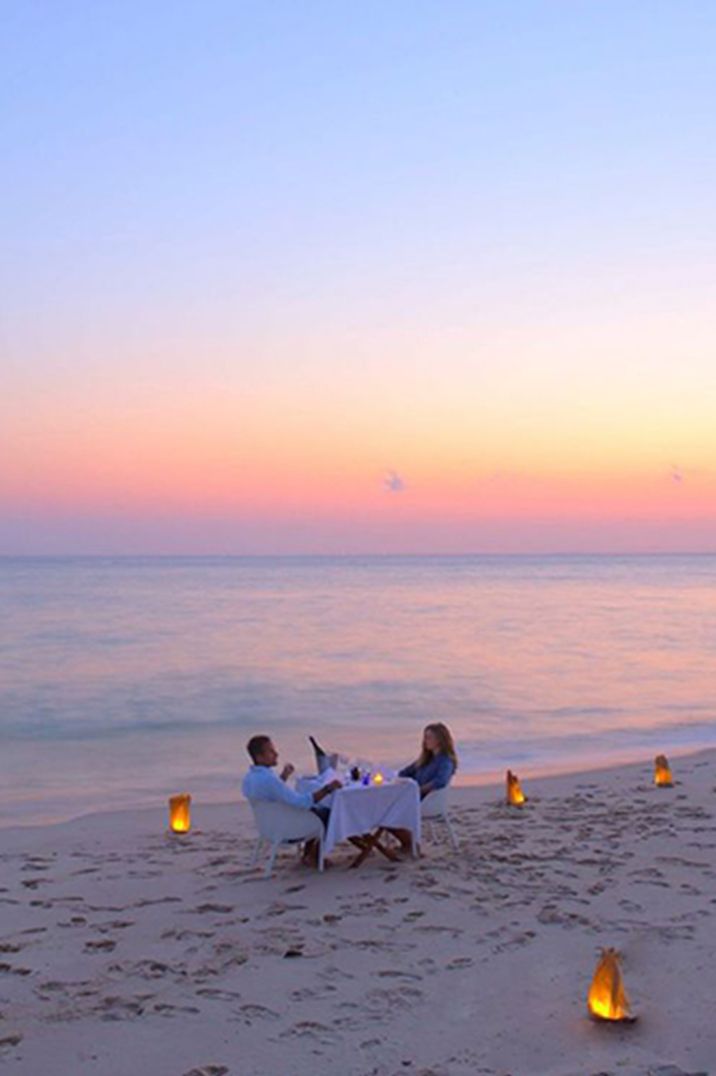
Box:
[1,752,715,1075]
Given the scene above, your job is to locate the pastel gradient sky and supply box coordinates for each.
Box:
[2,2,715,554]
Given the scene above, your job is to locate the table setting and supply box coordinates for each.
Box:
[295,764,421,866]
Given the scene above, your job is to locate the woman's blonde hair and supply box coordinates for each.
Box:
[416,722,458,771]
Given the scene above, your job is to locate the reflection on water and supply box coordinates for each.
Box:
[1,555,715,825]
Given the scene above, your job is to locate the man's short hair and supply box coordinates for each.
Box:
[247,734,272,763]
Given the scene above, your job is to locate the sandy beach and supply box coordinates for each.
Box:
[1,751,715,1076]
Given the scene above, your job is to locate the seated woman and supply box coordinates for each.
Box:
[391,722,458,852]
[400,722,457,796]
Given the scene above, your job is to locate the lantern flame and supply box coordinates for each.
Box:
[506,769,526,806]
[654,754,673,787]
[587,948,632,1022]
[372,771,384,785]
[169,793,191,833]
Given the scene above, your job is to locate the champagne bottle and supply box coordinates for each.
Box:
[309,735,326,758]
[309,735,329,774]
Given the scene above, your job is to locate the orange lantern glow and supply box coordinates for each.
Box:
[372,772,384,785]
[169,793,191,833]
[587,948,634,1022]
[654,754,673,787]
[506,769,526,806]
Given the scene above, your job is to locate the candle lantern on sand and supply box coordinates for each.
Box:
[169,793,191,833]
[654,754,673,787]
[506,769,526,806]
[587,948,635,1023]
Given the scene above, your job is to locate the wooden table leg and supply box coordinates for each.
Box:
[371,828,400,862]
[348,828,400,868]
[347,835,373,869]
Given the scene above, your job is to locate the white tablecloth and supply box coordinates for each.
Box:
[322,779,421,856]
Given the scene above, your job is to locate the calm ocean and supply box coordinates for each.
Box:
[1,555,715,827]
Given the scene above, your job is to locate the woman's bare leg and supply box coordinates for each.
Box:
[385,827,413,853]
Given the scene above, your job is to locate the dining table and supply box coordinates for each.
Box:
[297,775,421,868]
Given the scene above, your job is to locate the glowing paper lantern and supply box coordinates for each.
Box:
[169,793,191,833]
[372,772,384,785]
[587,948,634,1022]
[654,754,673,787]
[506,769,526,806]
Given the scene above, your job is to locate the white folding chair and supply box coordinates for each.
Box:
[421,787,458,850]
[248,800,325,878]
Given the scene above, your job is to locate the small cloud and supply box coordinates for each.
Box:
[384,469,405,493]
[670,464,684,484]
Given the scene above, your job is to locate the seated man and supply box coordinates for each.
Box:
[242,734,340,867]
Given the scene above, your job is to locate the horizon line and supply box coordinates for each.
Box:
[2,550,716,561]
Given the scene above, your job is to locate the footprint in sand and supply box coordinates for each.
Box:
[493,930,537,952]
[363,985,424,1017]
[291,985,337,1001]
[161,927,216,941]
[0,1033,23,1050]
[133,896,183,908]
[375,968,424,981]
[262,901,299,919]
[281,1020,340,1045]
[195,987,242,1001]
[35,979,73,995]
[190,903,234,915]
[153,1002,201,1016]
[84,939,117,953]
[657,924,695,941]
[320,964,356,981]
[446,957,473,970]
[98,996,147,1020]
[0,963,32,976]
[108,958,185,980]
[237,1003,280,1023]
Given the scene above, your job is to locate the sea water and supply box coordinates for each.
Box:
[1,555,715,826]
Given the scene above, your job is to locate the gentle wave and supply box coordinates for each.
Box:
[1,554,715,825]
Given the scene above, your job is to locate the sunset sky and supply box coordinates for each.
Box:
[2,2,715,554]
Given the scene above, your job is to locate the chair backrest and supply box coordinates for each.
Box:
[249,799,323,842]
[421,787,449,818]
